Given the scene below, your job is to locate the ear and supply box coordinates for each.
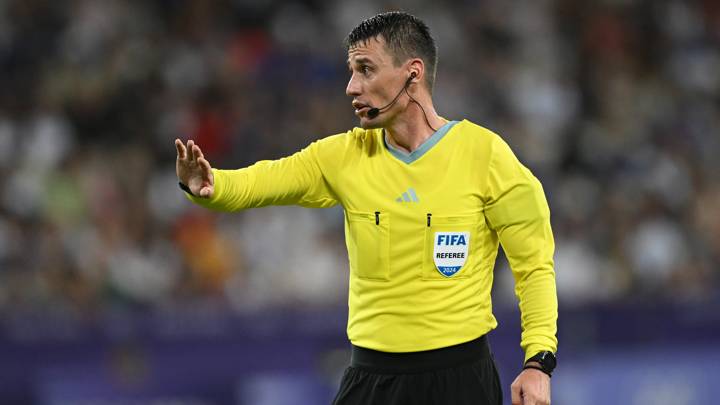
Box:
[408,58,424,84]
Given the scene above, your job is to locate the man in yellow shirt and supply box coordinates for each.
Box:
[176,11,557,405]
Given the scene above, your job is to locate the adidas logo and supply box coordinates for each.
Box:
[395,188,420,203]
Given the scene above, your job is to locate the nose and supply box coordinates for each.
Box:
[346,73,361,97]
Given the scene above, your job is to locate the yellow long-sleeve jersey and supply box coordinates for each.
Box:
[187,119,557,361]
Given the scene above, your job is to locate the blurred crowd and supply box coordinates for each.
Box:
[0,0,718,320]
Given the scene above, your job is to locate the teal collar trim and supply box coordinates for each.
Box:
[384,120,459,164]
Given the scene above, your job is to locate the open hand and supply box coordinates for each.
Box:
[175,139,214,198]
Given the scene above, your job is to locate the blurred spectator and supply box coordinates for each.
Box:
[0,0,718,319]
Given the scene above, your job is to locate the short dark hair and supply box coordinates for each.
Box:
[346,11,438,93]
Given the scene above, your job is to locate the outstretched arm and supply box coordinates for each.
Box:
[174,137,340,211]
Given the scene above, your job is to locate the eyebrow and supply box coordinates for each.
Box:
[347,57,375,67]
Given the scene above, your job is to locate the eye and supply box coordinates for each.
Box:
[348,63,372,77]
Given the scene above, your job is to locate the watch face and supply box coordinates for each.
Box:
[527,351,557,372]
[541,352,557,370]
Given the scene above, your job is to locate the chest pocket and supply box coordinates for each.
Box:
[422,213,483,280]
[346,210,390,281]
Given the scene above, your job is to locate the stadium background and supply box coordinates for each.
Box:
[0,0,718,404]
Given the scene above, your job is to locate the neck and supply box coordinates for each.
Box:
[385,95,446,153]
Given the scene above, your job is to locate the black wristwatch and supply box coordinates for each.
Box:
[524,351,556,377]
[178,182,195,196]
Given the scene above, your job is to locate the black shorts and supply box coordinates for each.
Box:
[332,335,502,405]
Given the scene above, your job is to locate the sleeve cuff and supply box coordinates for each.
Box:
[524,344,557,362]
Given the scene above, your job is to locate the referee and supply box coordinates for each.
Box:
[176,12,557,405]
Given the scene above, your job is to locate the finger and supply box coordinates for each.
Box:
[511,383,522,405]
[199,186,212,198]
[193,144,204,161]
[198,158,212,182]
[522,391,540,405]
[186,139,196,161]
[175,139,187,159]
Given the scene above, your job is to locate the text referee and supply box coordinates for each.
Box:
[176,12,557,405]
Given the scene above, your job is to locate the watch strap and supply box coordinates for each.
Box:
[178,182,195,196]
[523,364,552,378]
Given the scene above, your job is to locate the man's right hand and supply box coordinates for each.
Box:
[175,139,215,198]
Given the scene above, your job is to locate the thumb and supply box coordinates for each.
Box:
[199,186,213,198]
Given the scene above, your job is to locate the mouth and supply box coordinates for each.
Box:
[354,107,369,117]
[352,101,370,116]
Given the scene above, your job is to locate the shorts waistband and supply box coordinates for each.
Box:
[350,335,490,374]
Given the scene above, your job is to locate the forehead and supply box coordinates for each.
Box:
[347,36,392,64]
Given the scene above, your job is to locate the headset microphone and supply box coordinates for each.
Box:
[366,72,416,119]
[366,107,380,119]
